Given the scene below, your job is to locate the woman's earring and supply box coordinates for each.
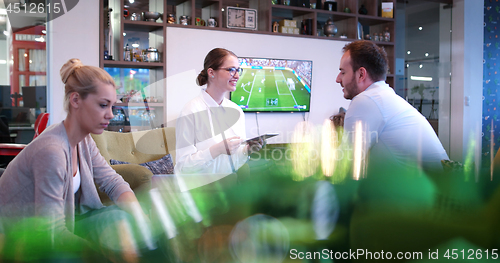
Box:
[211,76,214,78]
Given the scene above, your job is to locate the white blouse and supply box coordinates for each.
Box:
[174,90,248,175]
[73,164,80,194]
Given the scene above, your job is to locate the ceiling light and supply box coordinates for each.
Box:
[406,64,409,68]
[24,53,28,57]
[129,0,135,3]
[123,33,126,36]
[0,9,6,15]
[418,26,423,30]
[411,76,432,81]
[131,43,139,48]
[407,50,411,55]
[419,64,423,68]
[425,53,429,57]
[3,31,8,36]
[42,30,46,34]
[222,8,225,11]
[0,60,6,64]
[29,60,32,64]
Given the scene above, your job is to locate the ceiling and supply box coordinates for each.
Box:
[399,0,447,62]
[0,0,46,40]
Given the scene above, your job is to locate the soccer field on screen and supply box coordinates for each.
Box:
[230,67,311,112]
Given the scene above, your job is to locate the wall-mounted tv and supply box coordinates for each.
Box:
[230,57,312,112]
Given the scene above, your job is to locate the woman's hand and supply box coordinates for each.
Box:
[246,138,265,154]
[210,136,242,158]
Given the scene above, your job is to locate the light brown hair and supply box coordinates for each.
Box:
[197,48,237,86]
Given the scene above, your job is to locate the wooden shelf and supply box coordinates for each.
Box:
[166,0,192,6]
[165,22,360,41]
[114,103,164,107]
[165,23,203,28]
[123,20,164,31]
[358,14,394,26]
[103,60,164,69]
[195,0,220,9]
[372,41,395,46]
[314,35,357,41]
[101,0,397,130]
[315,9,357,20]
[271,5,316,18]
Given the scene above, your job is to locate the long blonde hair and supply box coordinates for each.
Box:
[60,58,116,112]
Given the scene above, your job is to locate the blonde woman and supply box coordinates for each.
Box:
[0,59,151,260]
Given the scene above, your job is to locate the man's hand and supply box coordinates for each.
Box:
[330,111,346,128]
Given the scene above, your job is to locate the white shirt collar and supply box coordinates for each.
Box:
[201,90,230,108]
[365,80,387,91]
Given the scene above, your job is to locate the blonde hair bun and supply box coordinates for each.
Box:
[60,58,84,84]
[59,58,116,112]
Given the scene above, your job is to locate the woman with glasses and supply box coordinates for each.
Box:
[175,48,263,176]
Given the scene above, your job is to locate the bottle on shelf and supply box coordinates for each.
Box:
[384,27,391,42]
[124,44,131,61]
[374,33,379,42]
[132,45,140,62]
[358,5,368,15]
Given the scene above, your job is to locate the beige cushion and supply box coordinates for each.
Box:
[91,127,176,165]
[91,127,176,204]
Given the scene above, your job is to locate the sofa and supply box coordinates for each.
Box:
[91,127,176,204]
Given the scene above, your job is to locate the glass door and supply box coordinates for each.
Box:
[396,0,452,154]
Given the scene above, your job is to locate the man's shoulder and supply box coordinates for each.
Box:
[361,82,394,96]
[355,83,408,108]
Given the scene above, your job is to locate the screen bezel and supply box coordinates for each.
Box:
[230,56,313,113]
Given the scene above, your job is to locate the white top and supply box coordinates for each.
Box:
[344,81,449,171]
[174,90,248,175]
[73,165,80,194]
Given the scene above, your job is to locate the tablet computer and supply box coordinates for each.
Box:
[245,133,279,143]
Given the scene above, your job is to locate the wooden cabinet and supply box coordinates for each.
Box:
[100,0,165,131]
[100,0,396,131]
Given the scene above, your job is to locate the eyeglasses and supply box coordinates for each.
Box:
[220,67,243,77]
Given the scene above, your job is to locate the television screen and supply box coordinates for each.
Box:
[22,86,46,108]
[230,57,312,112]
[0,86,12,108]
